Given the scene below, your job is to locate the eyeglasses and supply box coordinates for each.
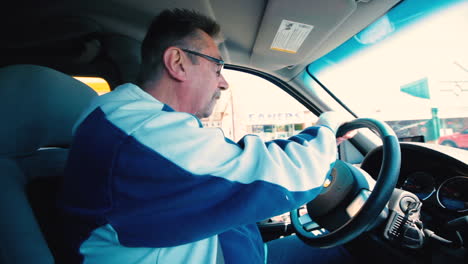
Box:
[181,48,224,77]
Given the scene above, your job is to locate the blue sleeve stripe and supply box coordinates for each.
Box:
[288,135,307,144]
[300,126,321,138]
[224,135,239,146]
[162,104,175,112]
[265,126,321,150]
[237,135,250,149]
[267,139,290,150]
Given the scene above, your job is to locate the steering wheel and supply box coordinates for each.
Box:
[291,118,401,248]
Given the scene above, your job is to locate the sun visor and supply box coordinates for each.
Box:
[250,0,357,71]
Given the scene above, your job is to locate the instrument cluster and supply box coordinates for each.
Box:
[401,173,468,213]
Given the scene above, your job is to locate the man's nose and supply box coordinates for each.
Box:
[219,74,229,90]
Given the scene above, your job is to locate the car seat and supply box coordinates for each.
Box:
[0,64,98,263]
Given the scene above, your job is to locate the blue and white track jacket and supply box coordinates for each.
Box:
[60,83,338,263]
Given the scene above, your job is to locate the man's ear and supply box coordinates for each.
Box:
[163,47,188,82]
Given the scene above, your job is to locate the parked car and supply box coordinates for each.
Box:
[439,128,468,149]
[0,0,466,264]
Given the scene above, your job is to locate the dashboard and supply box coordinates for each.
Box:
[259,142,467,243]
[361,142,468,231]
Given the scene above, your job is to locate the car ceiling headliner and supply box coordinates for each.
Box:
[2,0,400,81]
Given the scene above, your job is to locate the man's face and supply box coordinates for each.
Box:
[185,31,229,119]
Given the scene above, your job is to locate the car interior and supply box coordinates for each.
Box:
[1,0,467,263]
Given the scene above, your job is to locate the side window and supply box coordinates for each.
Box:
[74,77,111,95]
[201,69,318,142]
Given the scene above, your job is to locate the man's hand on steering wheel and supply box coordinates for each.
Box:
[291,117,401,248]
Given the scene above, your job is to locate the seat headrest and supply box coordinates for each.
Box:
[0,64,98,157]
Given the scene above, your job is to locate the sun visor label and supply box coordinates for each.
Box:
[271,20,314,54]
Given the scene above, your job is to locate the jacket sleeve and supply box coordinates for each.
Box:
[106,111,338,247]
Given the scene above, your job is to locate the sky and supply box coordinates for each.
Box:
[313,2,468,121]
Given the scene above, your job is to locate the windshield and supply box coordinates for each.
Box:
[308,0,468,150]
